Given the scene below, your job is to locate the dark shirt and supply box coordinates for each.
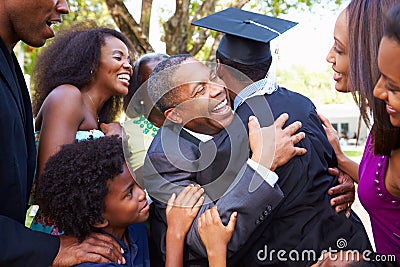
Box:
[74,223,150,267]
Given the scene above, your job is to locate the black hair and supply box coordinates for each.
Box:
[216,50,272,82]
[36,136,125,242]
[148,54,193,113]
[372,3,400,155]
[32,25,134,123]
[123,53,169,117]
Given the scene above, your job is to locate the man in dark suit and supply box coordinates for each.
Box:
[190,8,373,266]
[144,54,308,266]
[0,1,125,265]
[144,50,372,265]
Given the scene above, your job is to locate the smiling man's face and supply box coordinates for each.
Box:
[166,58,234,136]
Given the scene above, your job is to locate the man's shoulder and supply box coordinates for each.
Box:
[275,86,314,104]
[147,124,199,155]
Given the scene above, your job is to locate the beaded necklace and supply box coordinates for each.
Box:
[374,155,399,207]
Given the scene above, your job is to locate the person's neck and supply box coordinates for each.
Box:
[83,88,108,114]
[103,226,128,245]
[0,26,18,52]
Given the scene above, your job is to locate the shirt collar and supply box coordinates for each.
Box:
[183,128,213,142]
[233,78,267,111]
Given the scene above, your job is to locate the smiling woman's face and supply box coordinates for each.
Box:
[373,37,400,127]
[326,9,350,93]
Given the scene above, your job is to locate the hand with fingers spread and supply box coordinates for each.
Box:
[166,184,205,267]
[52,233,125,267]
[271,113,307,171]
[249,113,307,171]
[318,112,359,182]
[328,168,355,217]
[197,206,237,267]
[318,112,341,155]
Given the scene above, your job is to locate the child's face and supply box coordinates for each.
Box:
[102,163,149,228]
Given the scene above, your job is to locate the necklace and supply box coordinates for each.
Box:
[85,93,99,123]
[86,93,95,107]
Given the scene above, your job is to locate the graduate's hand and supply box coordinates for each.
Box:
[52,233,125,266]
[328,167,355,217]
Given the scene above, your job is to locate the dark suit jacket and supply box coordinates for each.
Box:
[144,115,285,265]
[0,38,59,266]
[226,87,372,266]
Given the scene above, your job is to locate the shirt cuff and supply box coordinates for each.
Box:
[247,159,279,187]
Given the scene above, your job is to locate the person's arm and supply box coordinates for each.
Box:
[53,233,126,266]
[317,112,358,214]
[197,206,237,267]
[318,112,359,182]
[36,85,85,178]
[327,167,355,216]
[165,185,204,267]
[0,216,125,266]
[145,115,300,259]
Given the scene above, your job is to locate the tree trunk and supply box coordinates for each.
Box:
[104,0,153,56]
[140,0,153,37]
[163,0,191,55]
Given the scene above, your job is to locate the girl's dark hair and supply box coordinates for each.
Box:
[36,136,125,242]
[372,3,400,155]
[123,53,169,118]
[31,25,134,123]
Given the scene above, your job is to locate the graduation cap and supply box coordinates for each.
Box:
[192,8,297,65]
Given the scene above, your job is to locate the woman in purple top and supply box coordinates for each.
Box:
[320,0,400,264]
[369,4,400,260]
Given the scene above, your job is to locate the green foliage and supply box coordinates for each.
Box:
[64,0,114,29]
[247,0,342,16]
[277,65,354,105]
[343,150,363,158]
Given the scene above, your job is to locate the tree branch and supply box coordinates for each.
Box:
[140,0,153,37]
[104,0,153,56]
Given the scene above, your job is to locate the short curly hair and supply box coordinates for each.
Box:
[36,136,125,242]
[148,54,193,113]
[31,25,134,123]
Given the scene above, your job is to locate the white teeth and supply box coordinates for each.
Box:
[213,99,227,112]
[47,21,60,27]
[334,71,343,77]
[118,74,130,82]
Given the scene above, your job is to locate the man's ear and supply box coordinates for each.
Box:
[164,107,182,124]
[216,59,226,79]
[92,218,109,229]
